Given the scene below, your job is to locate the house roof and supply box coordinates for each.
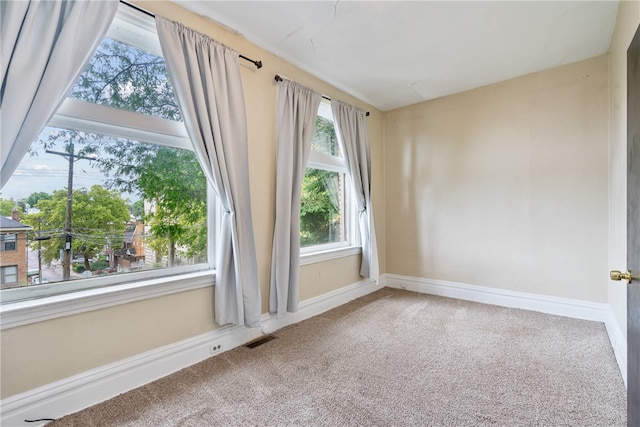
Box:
[0,216,33,232]
[124,229,135,244]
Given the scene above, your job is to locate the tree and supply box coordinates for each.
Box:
[300,169,340,246]
[300,116,343,246]
[311,116,341,155]
[31,36,207,267]
[0,198,18,217]
[23,185,130,272]
[23,192,51,209]
[72,38,206,266]
[70,38,181,120]
[131,199,145,220]
[98,142,208,266]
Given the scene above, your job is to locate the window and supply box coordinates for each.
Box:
[1,266,18,285]
[300,101,354,254]
[1,5,214,304]
[1,235,17,252]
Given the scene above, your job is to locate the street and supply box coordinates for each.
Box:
[27,248,67,284]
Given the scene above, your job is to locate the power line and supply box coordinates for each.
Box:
[46,144,97,280]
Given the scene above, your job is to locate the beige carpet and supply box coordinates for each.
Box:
[49,288,626,426]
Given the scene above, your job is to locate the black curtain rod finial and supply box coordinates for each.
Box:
[240,54,262,69]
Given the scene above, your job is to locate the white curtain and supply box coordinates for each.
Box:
[331,100,379,280]
[156,17,261,327]
[0,0,118,187]
[270,78,321,316]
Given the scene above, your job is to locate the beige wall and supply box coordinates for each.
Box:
[0,1,384,399]
[3,0,632,403]
[385,55,610,302]
[609,0,640,339]
[1,287,218,396]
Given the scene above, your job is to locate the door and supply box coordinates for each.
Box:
[627,23,640,427]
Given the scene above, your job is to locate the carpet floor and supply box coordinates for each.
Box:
[49,288,627,426]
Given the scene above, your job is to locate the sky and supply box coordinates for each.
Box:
[2,36,173,206]
[1,127,134,204]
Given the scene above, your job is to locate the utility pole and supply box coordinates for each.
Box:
[34,218,50,285]
[46,142,95,280]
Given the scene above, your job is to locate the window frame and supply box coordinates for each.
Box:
[299,100,359,263]
[0,234,17,252]
[1,266,18,285]
[0,4,216,314]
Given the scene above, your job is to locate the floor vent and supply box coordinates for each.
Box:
[245,335,277,349]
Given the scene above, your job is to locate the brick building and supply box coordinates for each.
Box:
[0,211,33,289]
[109,221,145,272]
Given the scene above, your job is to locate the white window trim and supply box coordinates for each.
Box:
[1,266,19,285]
[307,154,345,172]
[1,99,216,305]
[51,98,191,149]
[0,270,215,330]
[0,234,17,252]
[107,4,161,57]
[300,245,361,266]
[2,262,209,303]
[300,100,358,259]
[317,101,333,122]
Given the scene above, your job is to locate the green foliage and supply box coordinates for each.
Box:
[311,116,340,155]
[0,198,19,217]
[74,265,86,274]
[70,38,181,120]
[24,192,52,209]
[75,38,205,265]
[300,169,341,247]
[22,185,130,266]
[131,199,145,220]
[97,142,208,265]
[90,259,109,271]
[30,37,206,267]
[35,128,99,159]
[300,116,343,247]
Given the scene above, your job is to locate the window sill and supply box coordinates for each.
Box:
[0,270,215,330]
[300,246,361,266]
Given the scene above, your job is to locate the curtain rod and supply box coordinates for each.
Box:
[119,0,263,69]
[274,75,370,116]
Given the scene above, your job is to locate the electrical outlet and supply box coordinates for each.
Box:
[209,343,223,355]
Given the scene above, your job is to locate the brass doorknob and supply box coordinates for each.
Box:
[610,270,633,283]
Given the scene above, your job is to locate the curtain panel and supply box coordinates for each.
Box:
[270,78,322,316]
[156,17,261,327]
[331,100,380,280]
[0,0,118,187]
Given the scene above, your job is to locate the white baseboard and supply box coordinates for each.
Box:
[383,274,611,321]
[604,311,627,387]
[382,273,627,385]
[261,278,381,334]
[0,279,381,427]
[0,324,260,427]
[2,274,624,426]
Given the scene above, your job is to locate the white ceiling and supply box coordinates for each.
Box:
[176,1,619,111]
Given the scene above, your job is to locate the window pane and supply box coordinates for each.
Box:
[69,38,182,121]
[1,234,17,252]
[2,266,18,285]
[1,127,207,292]
[300,168,346,247]
[311,116,341,157]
